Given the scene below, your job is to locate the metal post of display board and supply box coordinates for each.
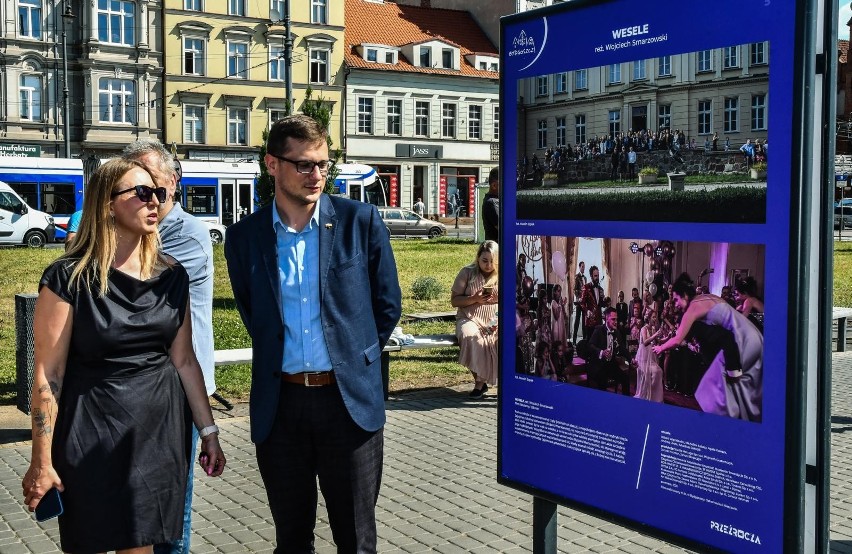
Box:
[532,497,557,554]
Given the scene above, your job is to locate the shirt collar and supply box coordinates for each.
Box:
[271,195,322,233]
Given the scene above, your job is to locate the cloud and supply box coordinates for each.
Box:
[841,1,852,39]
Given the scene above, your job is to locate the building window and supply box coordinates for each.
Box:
[415,101,429,136]
[310,49,328,84]
[537,120,547,149]
[387,99,402,135]
[442,103,456,138]
[490,62,498,71]
[698,100,712,134]
[555,72,568,93]
[723,46,739,69]
[697,50,712,72]
[574,69,587,90]
[419,47,431,67]
[98,77,135,124]
[724,97,738,132]
[184,105,204,143]
[227,107,248,144]
[536,76,548,96]
[97,0,135,45]
[751,42,767,65]
[18,0,41,39]
[555,117,566,147]
[229,0,245,16]
[357,97,373,134]
[386,51,395,64]
[270,44,285,80]
[468,105,481,139]
[270,109,287,123]
[311,0,327,24]
[751,95,766,130]
[185,0,202,10]
[366,48,377,62]
[575,114,586,145]
[228,42,248,78]
[493,106,499,141]
[19,75,42,120]
[608,110,620,136]
[184,38,205,75]
[479,61,486,70]
[658,55,671,76]
[608,64,621,84]
[633,60,646,80]
[270,0,283,18]
[442,49,453,69]
[658,104,671,130]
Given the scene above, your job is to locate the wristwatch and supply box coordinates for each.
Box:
[198,424,219,438]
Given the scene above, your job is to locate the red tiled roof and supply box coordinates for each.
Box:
[841,39,849,64]
[344,0,499,78]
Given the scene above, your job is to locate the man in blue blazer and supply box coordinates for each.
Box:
[225,114,401,553]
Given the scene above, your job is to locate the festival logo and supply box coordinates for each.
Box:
[507,20,548,71]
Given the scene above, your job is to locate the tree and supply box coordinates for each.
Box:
[300,87,341,194]
[255,127,274,208]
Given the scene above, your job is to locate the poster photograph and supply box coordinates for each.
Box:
[514,43,769,223]
[514,235,764,423]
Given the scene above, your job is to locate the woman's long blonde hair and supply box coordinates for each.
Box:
[64,158,165,296]
[468,240,499,286]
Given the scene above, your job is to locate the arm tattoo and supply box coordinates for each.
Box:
[33,382,59,437]
[33,407,52,437]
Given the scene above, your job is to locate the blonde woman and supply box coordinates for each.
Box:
[452,240,499,398]
[22,159,225,554]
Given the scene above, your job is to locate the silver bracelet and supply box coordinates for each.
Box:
[198,424,219,438]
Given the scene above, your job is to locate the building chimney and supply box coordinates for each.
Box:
[421,0,431,7]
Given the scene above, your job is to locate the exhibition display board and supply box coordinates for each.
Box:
[498,1,830,551]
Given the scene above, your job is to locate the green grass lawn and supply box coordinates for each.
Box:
[7,238,845,404]
[0,239,480,403]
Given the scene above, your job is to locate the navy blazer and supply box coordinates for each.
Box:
[224,195,402,444]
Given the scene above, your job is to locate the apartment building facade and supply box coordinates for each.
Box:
[519,43,770,157]
[163,0,344,161]
[344,0,499,217]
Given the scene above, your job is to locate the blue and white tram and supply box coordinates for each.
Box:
[177,160,258,226]
[0,157,84,240]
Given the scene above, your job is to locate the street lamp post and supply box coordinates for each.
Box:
[61,4,75,159]
[283,0,292,113]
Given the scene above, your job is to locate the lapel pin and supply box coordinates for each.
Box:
[325,223,333,229]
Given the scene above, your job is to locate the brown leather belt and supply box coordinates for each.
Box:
[280,371,336,387]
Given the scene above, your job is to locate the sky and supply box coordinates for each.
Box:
[842,0,851,39]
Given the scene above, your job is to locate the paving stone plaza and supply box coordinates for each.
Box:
[2,353,852,553]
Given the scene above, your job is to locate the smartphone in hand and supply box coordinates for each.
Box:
[35,487,63,522]
[483,286,493,296]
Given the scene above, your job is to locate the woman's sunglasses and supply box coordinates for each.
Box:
[111,185,168,203]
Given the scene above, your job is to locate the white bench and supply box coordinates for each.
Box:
[834,307,852,352]
[213,334,460,399]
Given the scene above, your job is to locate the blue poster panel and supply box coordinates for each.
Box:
[498,0,800,551]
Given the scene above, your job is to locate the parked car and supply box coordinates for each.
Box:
[835,206,852,229]
[203,221,227,245]
[835,198,852,208]
[377,207,446,238]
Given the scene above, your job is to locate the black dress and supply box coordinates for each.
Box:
[40,259,191,553]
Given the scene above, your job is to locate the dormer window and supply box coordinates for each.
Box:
[442,49,453,69]
[420,47,431,67]
[360,43,398,65]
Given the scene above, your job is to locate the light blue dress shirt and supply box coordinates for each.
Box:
[159,204,216,395]
[272,198,333,374]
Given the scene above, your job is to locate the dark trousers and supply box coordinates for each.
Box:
[572,303,584,343]
[256,382,384,554]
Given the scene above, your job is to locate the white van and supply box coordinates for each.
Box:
[0,181,55,247]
